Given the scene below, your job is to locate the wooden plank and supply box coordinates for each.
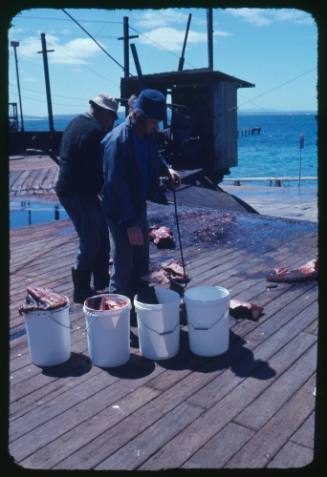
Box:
[11,170,35,193]
[266,441,314,468]
[136,324,316,469]
[181,422,254,469]
[95,401,203,470]
[9,170,21,188]
[21,169,40,191]
[54,319,315,470]
[224,374,316,468]
[10,357,164,463]
[291,412,315,449]
[20,385,159,469]
[233,344,317,430]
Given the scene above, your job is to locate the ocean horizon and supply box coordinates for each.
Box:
[21,112,317,187]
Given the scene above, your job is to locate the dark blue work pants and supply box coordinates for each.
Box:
[58,195,110,286]
[108,209,149,302]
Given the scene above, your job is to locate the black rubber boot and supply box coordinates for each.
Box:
[71,268,94,304]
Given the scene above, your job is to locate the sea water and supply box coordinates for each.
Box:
[24,112,318,187]
[232,113,317,187]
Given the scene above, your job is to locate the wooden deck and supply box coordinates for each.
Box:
[9,202,318,469]
[9,155,58,196]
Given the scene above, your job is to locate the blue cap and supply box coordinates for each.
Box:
[133,89,166,121]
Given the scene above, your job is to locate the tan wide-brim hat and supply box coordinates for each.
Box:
[89,94,118,118]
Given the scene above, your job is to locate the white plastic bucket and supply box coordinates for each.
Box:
[23,300,71,367]
[184,285,230,356]
[83,294,131,368]
[134,287,180,360]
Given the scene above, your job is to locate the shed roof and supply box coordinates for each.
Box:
[122,68,255,89]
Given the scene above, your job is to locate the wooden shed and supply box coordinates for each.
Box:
[121,68,254,182]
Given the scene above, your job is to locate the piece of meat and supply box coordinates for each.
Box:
[267,258,318,283]
[149,225,174,248]
[19,287,68,314]
[143,269,171,286]
[229,299,263,321]
[85,295,128,311]
[161,260,189,282]
[142,260,189,291]
[298,258,318,274]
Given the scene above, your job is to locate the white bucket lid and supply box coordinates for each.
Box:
[184,285,230,303]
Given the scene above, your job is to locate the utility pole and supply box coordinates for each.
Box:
[118,16,138,115]
[37,33,55,132]
[11,41,24,131]
[178,13,192,71]
[207,8,214,70]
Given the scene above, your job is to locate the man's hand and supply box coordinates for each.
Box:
[168,168,181,188]
[127,225,144,246]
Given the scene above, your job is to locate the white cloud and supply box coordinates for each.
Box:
[9,27,24,35]
[18,35,101,65]
[139,25,231,52]
[272,9,314,25]
[226,8,314,27]
[226,8,272,27]
[136,9,189,28]
[140,27,212,52]
[214,30,232,38]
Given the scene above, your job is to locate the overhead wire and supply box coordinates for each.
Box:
[62,9,126,73]
[16,14,123,24]
[128,25,197,69]
[237,68,316,110]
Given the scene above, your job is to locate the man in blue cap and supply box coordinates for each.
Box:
[101,89,179,311]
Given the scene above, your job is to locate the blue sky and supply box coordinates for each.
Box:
[8,7,317,116]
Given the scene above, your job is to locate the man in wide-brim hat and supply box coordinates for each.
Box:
[56,93,118,303]
[101,89,179,322]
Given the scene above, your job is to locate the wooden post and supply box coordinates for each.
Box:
[11,41,24,131]
[207,8,213,70]
[178,13,192,71]
[38,33,55,132]
[298,134,304,187]
[118,17,138,116]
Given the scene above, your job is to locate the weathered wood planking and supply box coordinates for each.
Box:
[9,203,318,470]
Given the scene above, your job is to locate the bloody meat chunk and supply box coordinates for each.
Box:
[19,287,68,314]
[149,225,174,248]
[229,299,263,321]
[267,258,318,283]
[161,260,189,283]
[85,295,128,311]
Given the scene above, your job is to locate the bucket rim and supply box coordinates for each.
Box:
[134,286,180,309]
[184,285,230,302]
[83,293,131,314]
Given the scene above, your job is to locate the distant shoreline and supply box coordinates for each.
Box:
[22,111,317,121]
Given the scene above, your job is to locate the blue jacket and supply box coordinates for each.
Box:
[101,118,161,227]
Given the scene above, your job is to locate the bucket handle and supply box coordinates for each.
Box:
[190,308,229,331]
[48,313,73,330]
[140,320,180,336]
[83,309,130,334]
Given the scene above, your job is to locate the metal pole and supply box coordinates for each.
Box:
[123,17,129,79]
[40,33,55,132]
[178,13,192,71]
[123,17,129,116]
[207,8,213,70]
[298,134,304,187]
[11,41,24,131]
[130,43,143,78]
